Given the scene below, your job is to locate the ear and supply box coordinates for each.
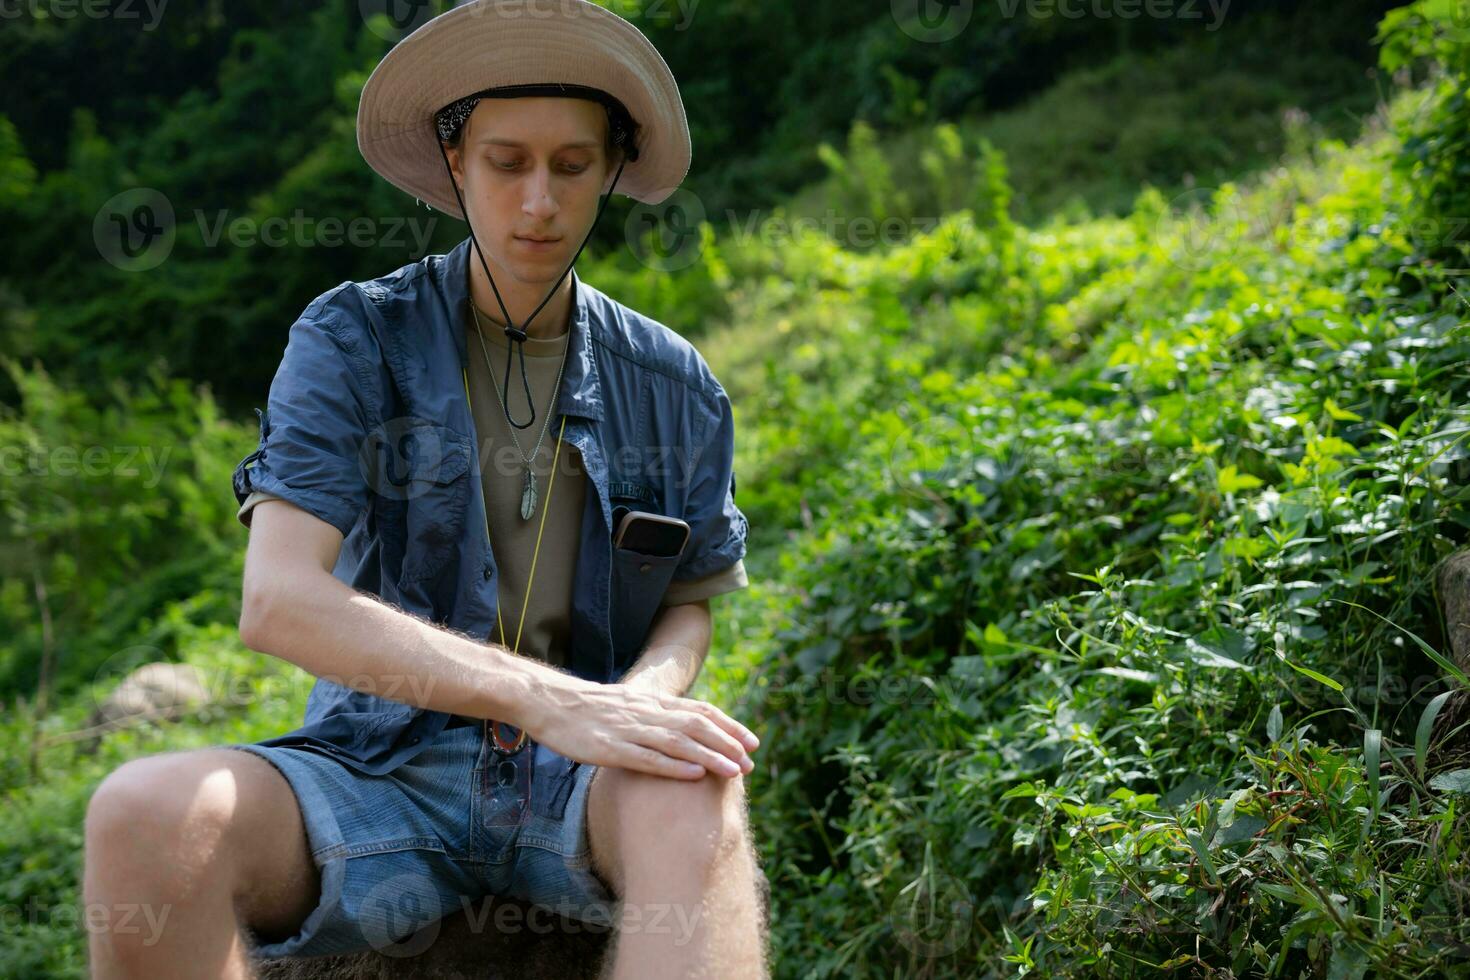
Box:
[442,142,464,192]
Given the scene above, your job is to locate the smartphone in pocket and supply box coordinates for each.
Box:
[613,510,690,558]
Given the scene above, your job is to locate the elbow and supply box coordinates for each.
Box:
[238,582,279,652]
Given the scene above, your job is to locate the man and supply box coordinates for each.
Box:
[81,2,769,978]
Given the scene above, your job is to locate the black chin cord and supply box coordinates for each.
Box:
[436,140,630,430]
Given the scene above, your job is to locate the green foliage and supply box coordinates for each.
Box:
[692,19,1470,975]
[0,0,1398,416]
[0,359,254,701]
[0,115,36,211]
[1377,0,1470,279]
[819,120,910,232]
[786,5,1392,226]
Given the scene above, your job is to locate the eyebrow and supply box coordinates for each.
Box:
[477,138,600,150]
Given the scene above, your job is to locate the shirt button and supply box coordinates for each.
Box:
[640,563,651,573]
[482,566,492,580]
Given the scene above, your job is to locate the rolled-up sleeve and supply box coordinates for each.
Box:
[674,382,749,582]
[231,305,374,537]
[662,558,749,606]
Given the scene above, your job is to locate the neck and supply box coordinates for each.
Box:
[466,254,574,342]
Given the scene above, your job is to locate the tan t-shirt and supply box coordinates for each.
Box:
[238,296,748,668]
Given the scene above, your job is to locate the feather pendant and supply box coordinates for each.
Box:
[520,469,538,520]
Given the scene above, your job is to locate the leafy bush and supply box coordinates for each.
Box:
[0,358,254,702]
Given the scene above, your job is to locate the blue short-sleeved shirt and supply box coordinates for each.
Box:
[232,236,749,775]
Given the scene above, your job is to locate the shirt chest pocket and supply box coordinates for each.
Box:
[609,544,682,663]
[363,418,474,583]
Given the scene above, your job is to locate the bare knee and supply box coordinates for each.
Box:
[85,751,249,900]
[605,768,750,877]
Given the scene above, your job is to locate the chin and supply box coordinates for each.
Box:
[508,244,565,269]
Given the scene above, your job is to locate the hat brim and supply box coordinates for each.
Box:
[357,0,690,214]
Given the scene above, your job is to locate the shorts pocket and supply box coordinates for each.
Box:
[529,743,581,821]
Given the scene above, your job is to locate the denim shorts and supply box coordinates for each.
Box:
[222,719,618,959]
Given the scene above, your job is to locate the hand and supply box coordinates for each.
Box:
[518,671,760,780]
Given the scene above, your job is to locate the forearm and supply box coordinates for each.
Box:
[243,569,561,728]
[618,599,713,697]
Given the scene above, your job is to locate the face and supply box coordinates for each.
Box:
[444,97,614,284]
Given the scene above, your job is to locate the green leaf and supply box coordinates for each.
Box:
[1364,729,1381,820]
[1218,463,1265,494]
[1328,940,1369,980]
[1323,398,1364,423]
[1283,658,1344,693]
[1429,769,1470,794]
[1185,830,1220,886]
[1257,882,1308,905]
[1185,637,1253,670]
[1417,691,1454,781]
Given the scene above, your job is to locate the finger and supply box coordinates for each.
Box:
[621,741,707,780]
[681,713,753,772]
[643,727,745,779]
[684,699,761,752]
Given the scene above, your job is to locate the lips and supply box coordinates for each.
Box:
[516,236,561,243]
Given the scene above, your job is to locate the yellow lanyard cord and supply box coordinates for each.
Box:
[461,365,567,657]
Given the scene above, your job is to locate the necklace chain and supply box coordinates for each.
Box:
[469,300,569,519]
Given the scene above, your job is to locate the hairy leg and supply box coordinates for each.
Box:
[584,764,768,980]
[83,748,321,979]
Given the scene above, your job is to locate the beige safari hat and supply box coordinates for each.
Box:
[357,0,691,214]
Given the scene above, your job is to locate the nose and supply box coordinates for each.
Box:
[522,166,559,220]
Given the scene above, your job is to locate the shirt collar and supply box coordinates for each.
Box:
[444,236,605,423]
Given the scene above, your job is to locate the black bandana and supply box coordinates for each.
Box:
[433,82,640,162]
